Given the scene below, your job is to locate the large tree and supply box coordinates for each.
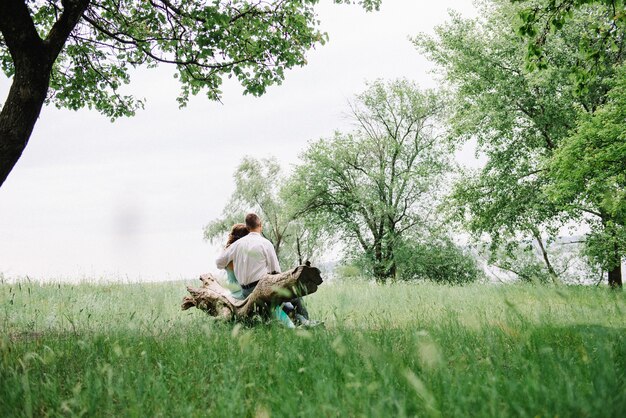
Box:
[0,0,380,187]
[290,79,451,281]
[547,68,626,287]
[415,0,625,285]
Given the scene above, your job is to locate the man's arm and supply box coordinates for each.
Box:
[215,245,234,270]
[266,241,281,274]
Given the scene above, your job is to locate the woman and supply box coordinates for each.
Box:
[224,223,249,294]
[223,223,294,328]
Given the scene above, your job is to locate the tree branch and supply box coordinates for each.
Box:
[46,0,91,59]
[0,0,44,61]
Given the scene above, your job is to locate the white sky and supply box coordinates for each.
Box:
[0,0,479,282]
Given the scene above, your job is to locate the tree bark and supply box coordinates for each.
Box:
[600,212,623,289]
[0,60,51,187]
[608,236,622,289]
[0,0,48,187]
[181,265,323,321]
[608,264,622,289]
[385,232,397,280]
[0,0,89,187]
[371,242,395,282]
[372,240,388,282]
[531,228,560,285]
[296,235,303,265]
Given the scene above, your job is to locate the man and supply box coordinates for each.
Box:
[216,213,279,299]
[216,213,314,326]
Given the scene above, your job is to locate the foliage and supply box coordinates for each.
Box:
[548,69,626,222]
[547,67,626,274]
[414,0,625,283]
[1,280,625,416]
[582,227,626,273]
[290,79,452,281]
[483,238,561,283]
[204,156,323,266]
[0,0,382,188]
[0,0,381,117]
[514,0,626,85]
[394,238,484,284]
[334,263,362,280]
[415,2,570,245]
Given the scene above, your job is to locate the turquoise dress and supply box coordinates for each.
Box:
[226,268,244,300]
[226,268,294,328]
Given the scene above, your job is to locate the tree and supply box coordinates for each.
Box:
[414,0,625,285]
[290,79,451,282]
[205,156,323,266]
[394,236,484,284]
[0,0,380,187]
[547,68,626,288]
[514,0,626,79]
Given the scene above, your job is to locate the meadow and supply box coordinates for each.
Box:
[1,277,625,417]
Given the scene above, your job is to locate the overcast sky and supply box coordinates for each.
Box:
[0,1,479,282]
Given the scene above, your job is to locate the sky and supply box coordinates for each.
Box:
[0,0,480,282]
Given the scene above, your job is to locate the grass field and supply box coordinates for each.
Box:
[1,278,625,417]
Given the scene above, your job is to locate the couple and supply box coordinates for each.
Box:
[215,213,312,328]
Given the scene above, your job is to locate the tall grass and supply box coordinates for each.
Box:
[1,279,625,417]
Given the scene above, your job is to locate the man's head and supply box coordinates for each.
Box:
[245,213,262,232]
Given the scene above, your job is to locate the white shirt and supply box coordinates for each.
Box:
[215,232,281,285]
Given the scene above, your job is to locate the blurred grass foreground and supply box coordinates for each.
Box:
[1,279,625,417]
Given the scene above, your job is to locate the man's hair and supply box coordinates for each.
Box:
[245,213,261,230]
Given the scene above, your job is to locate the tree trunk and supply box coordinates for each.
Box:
[386,236,397,280]
[296,235,303,266]
[0,0,89,187]
[181,265,323,321]
[608,264,622,289]
[600,213,623,289]
[608,236,622,289]
[372,240,388,282]
[388,261,396,280]
[531,228,560,285]
[372,261,396,282]
[0,53,51,187]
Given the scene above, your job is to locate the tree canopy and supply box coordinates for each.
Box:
[416,0,625,286]
[514,0,625,78]
[0,0,380,186]
[290,79,452,281]
[547,67,626,285]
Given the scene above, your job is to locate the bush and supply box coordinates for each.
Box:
[395,238,483,285]
[334,264,363,280]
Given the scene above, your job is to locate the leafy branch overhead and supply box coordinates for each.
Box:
[0,0,380,118]
[0,0,380,187]
[513,0,625,85]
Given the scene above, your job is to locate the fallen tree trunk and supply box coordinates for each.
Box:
[181,265,323,321]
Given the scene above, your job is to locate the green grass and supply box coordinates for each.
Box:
[1,279,625,417]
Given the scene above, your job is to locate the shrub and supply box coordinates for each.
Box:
[334,264,363,280]
[395,238,483,285]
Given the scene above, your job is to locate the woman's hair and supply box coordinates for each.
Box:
[226,223,249,248]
